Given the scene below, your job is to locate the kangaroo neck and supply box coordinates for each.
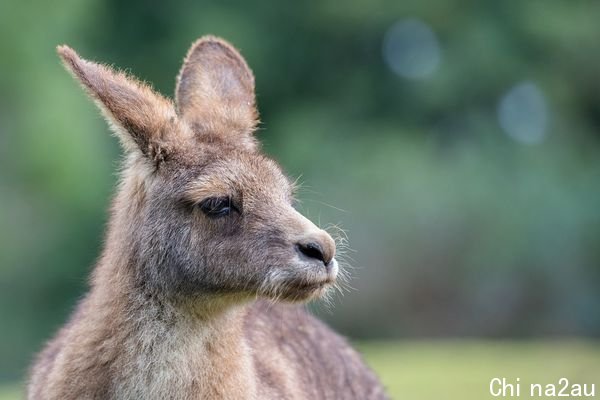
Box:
[87,269,257,399]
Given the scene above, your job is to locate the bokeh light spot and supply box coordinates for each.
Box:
[497,81,548,144]
[383,18,441,80]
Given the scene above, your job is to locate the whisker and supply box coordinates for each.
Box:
[304,199,349,213]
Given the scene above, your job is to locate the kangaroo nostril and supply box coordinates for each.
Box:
[296,242,327,265]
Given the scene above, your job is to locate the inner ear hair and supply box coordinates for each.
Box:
[57,45,191,164]
[175,36,259,149]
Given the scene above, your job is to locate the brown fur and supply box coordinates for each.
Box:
[27,36,387,399]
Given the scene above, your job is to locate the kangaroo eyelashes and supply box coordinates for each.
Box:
[198,196,236,218]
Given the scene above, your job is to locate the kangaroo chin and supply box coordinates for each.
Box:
[27,36,388,400]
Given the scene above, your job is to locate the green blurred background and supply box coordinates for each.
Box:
[1,0,599,398]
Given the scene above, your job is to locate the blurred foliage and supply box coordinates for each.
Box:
[1,0,600,382]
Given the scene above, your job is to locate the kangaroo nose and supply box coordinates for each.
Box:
[296,240,334,266]
[288,208,336,267]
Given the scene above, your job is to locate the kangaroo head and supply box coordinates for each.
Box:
[57,37,338,303]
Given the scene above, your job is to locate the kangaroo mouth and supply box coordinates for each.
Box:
[260,259,339,302]
[279,278,333,302]
[286,278,333,293]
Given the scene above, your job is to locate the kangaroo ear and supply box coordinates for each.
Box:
[176,36,258,149]
[57,45,187,163]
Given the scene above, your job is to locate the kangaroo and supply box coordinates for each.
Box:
[27,36,387,400]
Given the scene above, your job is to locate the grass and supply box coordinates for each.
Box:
[2,341,598,399]
[0,386,20,400]
[359,340,600,399]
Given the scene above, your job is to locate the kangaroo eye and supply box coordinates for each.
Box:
[198,196,235,218]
